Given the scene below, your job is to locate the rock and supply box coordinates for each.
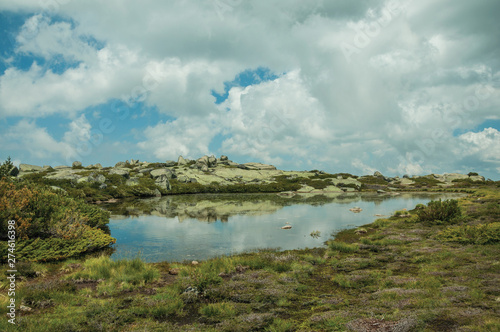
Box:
[77,177,89,184]
[155,174,171,190]
[281,225,292,229]
[165,160,176,167]
[176,175,190,183]
[191,261,199,266]
[200,165,209,172]
[177,156,187,165]
[50,186,66,193]
[7,166,19,177]
[239,162,277,170]
[88,173,106,184]
[377,189,386,194]
[469,175,485,182]
[130,159,139,165]
[99,183,108,190]
[115,161,126,168]
[154,189,161,197]
[109,169,130,178]
[150,168,175,179]
[72,161,82,167]
[220,155,228,161]
[139,168,153,174]
[443,173,469,182]
[349,207,363,213]
[168,268,179,275]
[20,305,32,312]
[403,174,410,179]
[45,171,81,182]
[126,178,140,186]
[19,164,43,172]
[207,156,217,167]
[374,171,383,177]
[94,163,103,169]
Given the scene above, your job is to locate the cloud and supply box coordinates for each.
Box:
[0,0,499,178]
[457,128,500,163]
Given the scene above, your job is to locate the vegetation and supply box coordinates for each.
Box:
[0,179,114,262]
[416,199,462,224]
[0,156,15,178]
[0,184,497,331]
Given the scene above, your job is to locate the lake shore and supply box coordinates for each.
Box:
[1,182,498,331]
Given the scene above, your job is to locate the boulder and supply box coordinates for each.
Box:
[374,171,383,177]
[239,163,276,171]
[220,155,228,161]
[176,175,190,183]
[139,168,154,174]
[88,173,106,184]
[443,173,469,182]
[177,156,187,165]
[154,189,162,197]
[72,161,82,167]
[19,164,43,172]
[155,174,171,190]
[94,163,103,169]
[130,159,139,165]
[165,160,176,167]
[126,178,140,186]
[115,161,127,168]
[109,169,130,178]
[150,168,175,179]
[201,165,209,172]
[469,175,485,182]
[207,156,217,167]
[8,166,19,177]
[46,171,81,182]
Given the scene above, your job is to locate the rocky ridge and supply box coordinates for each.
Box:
[12,156,488,199]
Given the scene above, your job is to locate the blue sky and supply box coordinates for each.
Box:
[0,1,499,179]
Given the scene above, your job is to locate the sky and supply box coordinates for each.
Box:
[0,0,499,179]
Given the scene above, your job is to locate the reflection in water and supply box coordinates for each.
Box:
[104,193,463,263]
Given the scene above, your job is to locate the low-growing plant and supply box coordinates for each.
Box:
[328,241,359,253]
[436,223,500,245]
[417,199,462,224]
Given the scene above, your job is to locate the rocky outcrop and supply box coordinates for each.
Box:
[239,163,277,171]
[72,161,82,167]
[19,164,43,172]
[177,156,188,165]
[150,168,175,179]
[155,174,171,190]
[115,161,127,168]
[109,169,130,178]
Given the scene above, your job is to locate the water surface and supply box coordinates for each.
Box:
[104,192,462,262]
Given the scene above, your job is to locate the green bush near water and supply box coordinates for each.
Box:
[417,199,462,224]
[436,223,500,245]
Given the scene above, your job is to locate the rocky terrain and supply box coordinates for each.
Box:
[6,155,488,200]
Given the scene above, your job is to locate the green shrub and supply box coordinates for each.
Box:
[0,228,115,262]
[417,199,462,224]
[0,156,14,178]
[327,241,359,253]
[436,223,500,245]
[199,302,237,320]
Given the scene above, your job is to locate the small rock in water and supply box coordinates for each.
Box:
[191,260,199,265]
[281,225,292,229]
[349,207,363,213]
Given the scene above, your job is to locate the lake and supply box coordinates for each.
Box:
[103,192,463,262]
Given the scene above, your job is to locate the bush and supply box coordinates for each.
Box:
[436,223,500,245]
[0,156,14,178]
[0,180,110,239]
[0,227,115,262]
[417,199,462,224]
[327,241,359,253]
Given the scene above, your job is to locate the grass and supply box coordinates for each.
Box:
[0,185,499,331]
